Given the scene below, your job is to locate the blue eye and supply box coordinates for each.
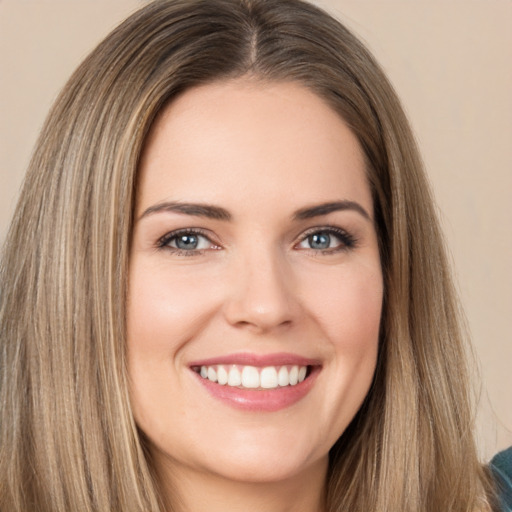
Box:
[158,229,216,253]
[174,233,200,250]
[297,228,356,252]
[308,232,332,250]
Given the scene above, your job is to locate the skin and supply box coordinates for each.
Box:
[127,79,383,512]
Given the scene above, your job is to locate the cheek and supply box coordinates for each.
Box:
[126,259,214,435]
[302,262,383,353]
[320,272,382,398]
[293,262,382,448]
[125,261,214,423]
[126,259,218,358]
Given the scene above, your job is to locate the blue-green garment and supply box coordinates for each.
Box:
[490,447,512,512]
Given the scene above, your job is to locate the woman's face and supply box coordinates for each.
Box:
[127,80,383,486]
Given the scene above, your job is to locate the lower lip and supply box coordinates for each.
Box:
[192,367,320,412]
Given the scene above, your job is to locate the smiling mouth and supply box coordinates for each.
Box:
[192,364,313,390]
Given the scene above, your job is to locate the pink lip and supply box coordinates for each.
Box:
[189,352,321,368]
[189,352,322,412]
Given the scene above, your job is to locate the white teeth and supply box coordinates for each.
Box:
[278,366,290,387]
[207,366,217,383]
[228,366,242,386]
[198,364,309,389]
[289,365,299,385]
[217,366,228,385]
[260,367,278,389]
[241,366,260,388]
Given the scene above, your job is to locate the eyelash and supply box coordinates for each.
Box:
[298,226,358,254]
[156,228,218,257]
[156,226,358,256]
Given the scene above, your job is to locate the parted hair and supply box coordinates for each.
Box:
[0,0,496,510]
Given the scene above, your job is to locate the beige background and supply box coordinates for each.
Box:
[0,0,510,459]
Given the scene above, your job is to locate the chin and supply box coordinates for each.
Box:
[200,449,327,485]
[191,427,328,484]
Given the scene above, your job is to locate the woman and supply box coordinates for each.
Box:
[0,0,509,510]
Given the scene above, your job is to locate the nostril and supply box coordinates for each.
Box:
[231,318,294,334]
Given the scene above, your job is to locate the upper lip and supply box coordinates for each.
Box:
[189,352,321,368]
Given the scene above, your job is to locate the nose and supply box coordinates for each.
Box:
[223,247,301,334]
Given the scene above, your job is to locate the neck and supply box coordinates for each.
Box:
[155,456,328,512]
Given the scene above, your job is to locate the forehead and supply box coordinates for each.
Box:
[137,79,372,217]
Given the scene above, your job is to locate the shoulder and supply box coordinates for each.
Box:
[490,447,512,512]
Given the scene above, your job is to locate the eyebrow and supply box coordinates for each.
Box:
[293,200,371,221]
[138,201,231,221]
[138,199,370,222]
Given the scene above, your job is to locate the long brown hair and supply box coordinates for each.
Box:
[0,0,495,510]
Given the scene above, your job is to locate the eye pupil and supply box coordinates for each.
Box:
[309,233,330,250]
[176,234,198,250]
